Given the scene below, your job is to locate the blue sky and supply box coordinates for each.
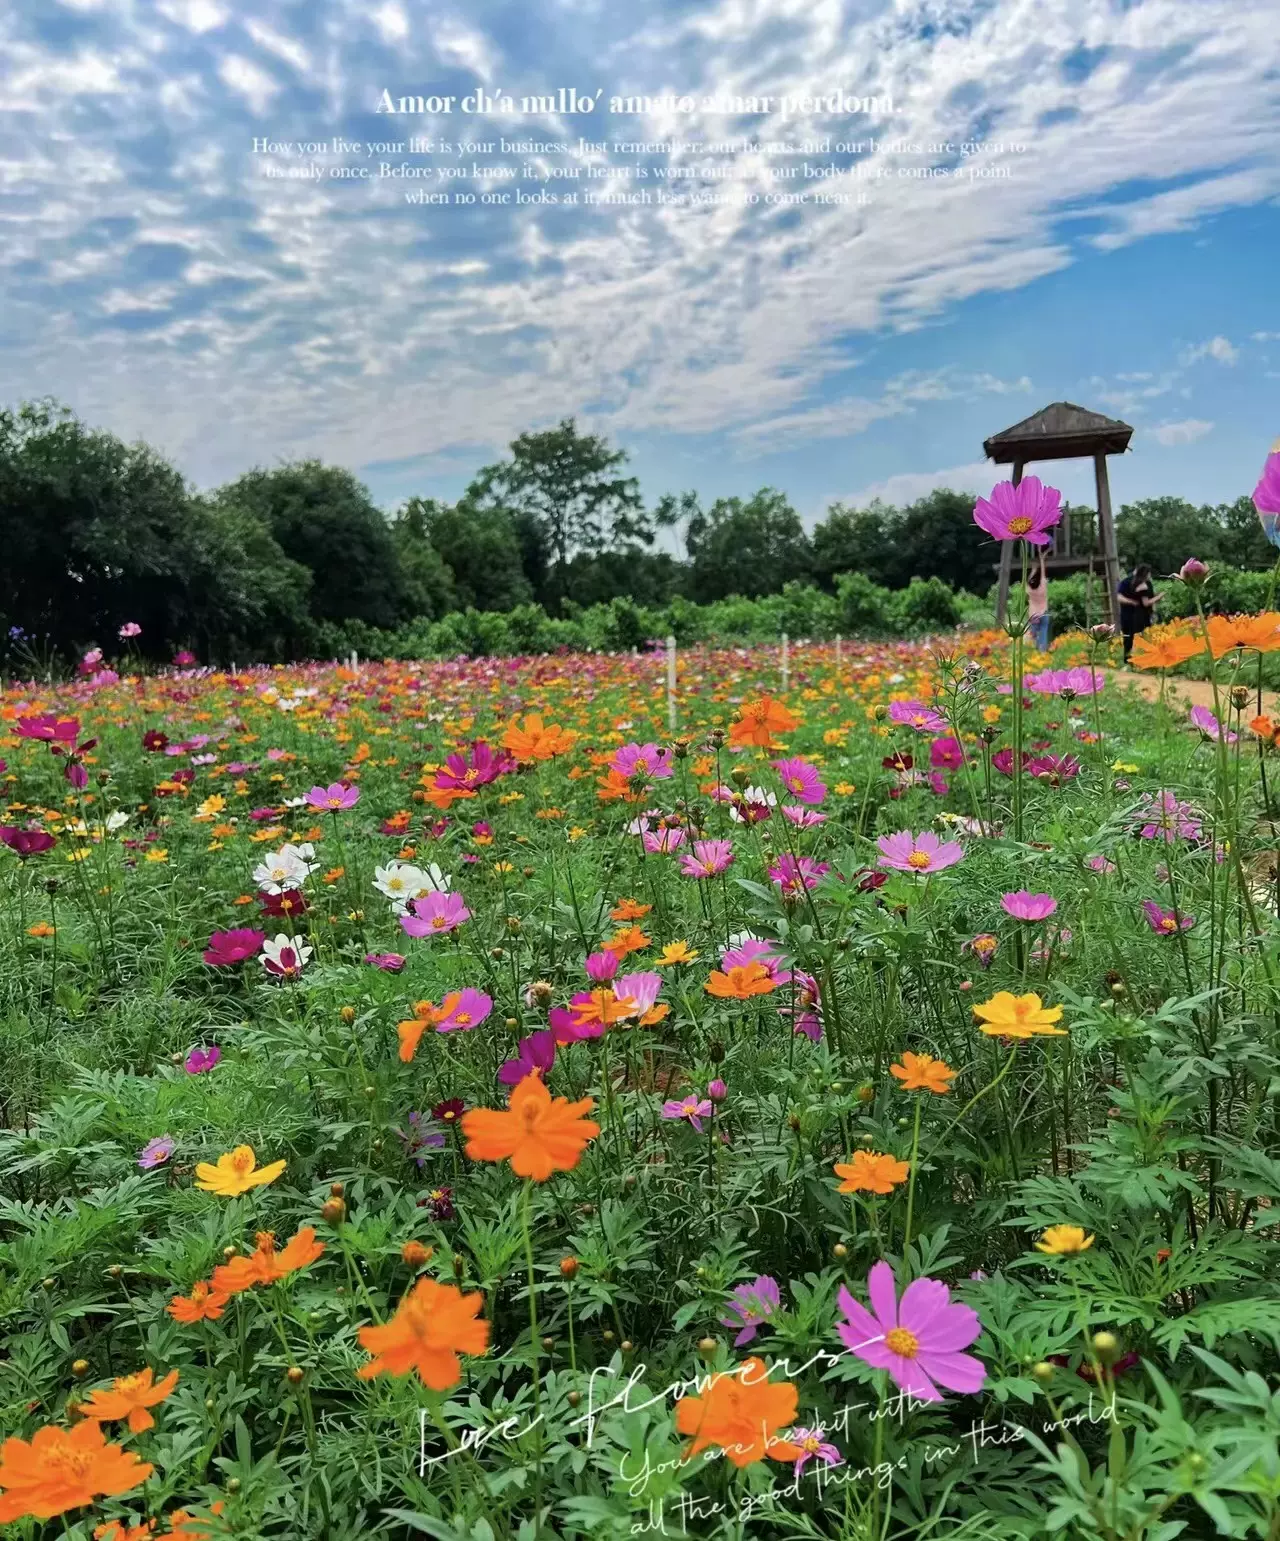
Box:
[2,0,1278,529]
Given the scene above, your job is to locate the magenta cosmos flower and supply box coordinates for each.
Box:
[1,826,56,858]
[929,737,964,771]
[307,782,360,811]
[364,951,407,972]
[1189,705,1237,744]
[611,742,673,781]
[788,1428,842,1477]
[1134,791,1202,843]
[642,826,686,854]
[401,890,471,937]
[16,714,80,744]
[1000,890,1057,922]
[836,1261,985,1404]
[973,475,1062,546]
[1142,899,1194,935]
[185,1044,221,1074]
[499,1029,556,1086]
[680,839,735,879]
[773,757,826,805]
[1023,666,1103,698]
[1253,447,1280,546]
[202,927,266,966]
[434,741,514,793]
[876,830,964,875]
[887,700,947,733]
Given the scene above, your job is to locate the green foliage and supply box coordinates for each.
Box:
[684,488,814,601]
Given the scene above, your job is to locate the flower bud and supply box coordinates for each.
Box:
[401,1240,433,1267]
[330,1181,345,1197]
[697,1336,718,1358]
[833,1243,848,1260]
[559,1256,579,1279]
[72,1359,90,1378]
[621,1339,634,1352]
[1031,1361,1056,1385]
[708,1040,725,1064]
[730,765,751,788]
[285,1366,305,1386]
[567,1390,582,1407]
[706,1079,727,1103]
[856,1084,874,1104]
[523,865,537,878]
[1092,1330,1120,1364]
[602,1329,615,1344]
[321,1197,346,1226]
[1230,685,1251,711]
[1089,623,1115,643]
[541,1335,555,1352]
[1177,557,1209,586]
[227,1478,241,1494]
[340,1005,356,1024]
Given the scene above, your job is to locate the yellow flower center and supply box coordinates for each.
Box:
[431,915,448,929]
[230,1150,253,1175]
[454,1013,471,1026]
[115,1371,146,1395]
[1007,516,1033,535]
[1159,917,1176,931]
[44,1444,94,1480]
[520,1101,542,1131]
[801,1435,821,1453]
[906,851,931,869]
[885,1327,920,1358]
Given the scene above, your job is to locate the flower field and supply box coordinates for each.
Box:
[6,478,1280,1537]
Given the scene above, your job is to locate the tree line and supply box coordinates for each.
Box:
[0,398,1269,666]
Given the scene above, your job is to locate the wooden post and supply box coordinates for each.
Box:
[994,461,1023,624]
[835,635,842,670]
[1094,453,1121,631]
[665,635,677,732]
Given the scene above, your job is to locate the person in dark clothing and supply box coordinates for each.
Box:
[1117,564,1160,661]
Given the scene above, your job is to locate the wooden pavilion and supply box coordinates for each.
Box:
[984,401,1133,628]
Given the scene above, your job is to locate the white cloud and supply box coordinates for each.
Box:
[243,20,311,75]
[839,461,995,508]
[1180,336,1240,366]
[216,52,278,112]
[154,0,227,34]
[1149,419,1214,446]
[371,3,409,43]
[1252,331,1280,342]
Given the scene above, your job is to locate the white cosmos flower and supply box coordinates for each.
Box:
[253,842,318,894]
[374,861,451,914]
[261,934,314,977]
[276,698,300,712]
[729,786,777,824]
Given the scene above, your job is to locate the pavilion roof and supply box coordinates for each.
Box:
[984,401,1134,464]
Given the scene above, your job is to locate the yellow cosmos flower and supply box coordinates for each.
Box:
[194,1146,286,1197]
[658,941,699,966]
[972,991,1066,1038]
[1035,1225,1095,1255]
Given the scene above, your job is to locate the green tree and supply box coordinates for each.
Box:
[812,501,898,588]
[391,498,457,619]
[685,488,812,601]
[420,499,533,612]
[466,418,650,605]
[215,461,406,628]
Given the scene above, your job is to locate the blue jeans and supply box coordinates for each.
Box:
[1028,613,1050,651]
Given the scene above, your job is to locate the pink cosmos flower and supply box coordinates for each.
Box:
[876,830,964,875]
[964,933,999,968]
[1142,900,1194,935]
[780,968,823,1042]
[836,1261,986,1403]
[1023,667,1103,698]
[782,806,827,827]
[364,951,407,972]
[973,475,1062,547]
[772,757,826,805]
[434,741,514,794]
[1025,754,1080,785]
[1000,890,1058,922]
[680,839,735,879]
[1085,854,1116,875]
[663,1094,713,1132]
[768,854,830,899]
[138,1135,175,1170]
[721,938,791,985]
[307,782,361,811]
[118,621,142,639]
[614,971,664,1019]
[929,737,964,771]
[1189,705,1237,744]
[642,826,687,854]
[720,1276,781,1346]
[401,891,471,937]
[434,988,493,1033]
[202,927,266,966]
[185,1044,221,1074]
[888,700,947,733]
[1135,791,1202,843]
[788,1428,843,1477]
[16,714,80,745]
[611,742,673,781]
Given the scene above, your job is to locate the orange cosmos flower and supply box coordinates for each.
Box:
[704,961,778,999]
[461,1072,600,1180]
[78,1368,179,1434]
[1206,612,1280,659]
[603,925,650,958]
[889,1051,956,1094]
[398,994,465,1062]
[674,1357,802,1467]
[94,1520,155,1541]
[1128,631,1203,671]
[425,783,475,811]
[0,1420,154,1523]
[833,1151,910,1194]
[160,1502,224,1540]
[167,1280,229,1324]
[595,767,637,803]
[194,1145,286,1197]
[210,1227,325,1296]
[728,696,800,749]
[357,1277,489,1390]
[502,714,577,762]
[609,897,652,922]
[570,988,638,1029]
[972,991,1066,1038]
[1251,714,1275,739]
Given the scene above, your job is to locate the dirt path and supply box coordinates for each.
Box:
[1102,670,1280,716]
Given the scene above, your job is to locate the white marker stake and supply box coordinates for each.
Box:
[835,635,842,670]
[781,632,789,693]
[666,635,677,732]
